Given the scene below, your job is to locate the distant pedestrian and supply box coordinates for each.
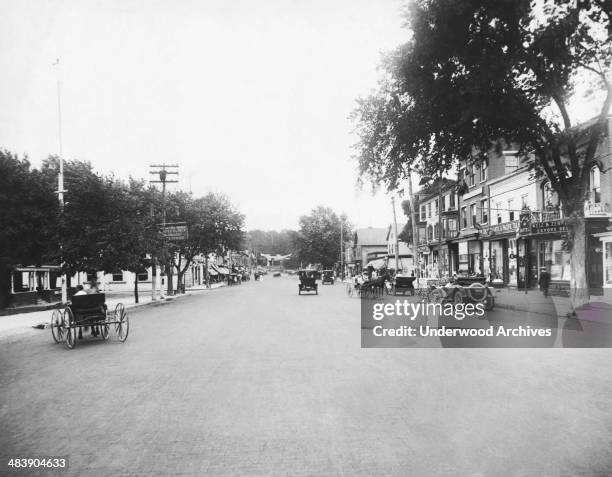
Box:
[539,268,551,297]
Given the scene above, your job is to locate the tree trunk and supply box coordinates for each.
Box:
[568,216,589,313]
[134,273,139,304]
[166,262,174,296]
[0,266,11,309]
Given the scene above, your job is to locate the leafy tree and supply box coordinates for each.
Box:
[352,0,612,306]
[0,151,58,307]
[41,158,159,301]
[293,206,352,268]
[165,192,245,293]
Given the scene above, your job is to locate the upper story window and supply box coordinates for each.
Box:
[470,203,476,226]
[496,202,502,224]
[508,199,515,221]
[480,162,488,182]
[521,194,528,209]
[427,225,433,241]
[427,203,432,218]
[461,207,467,228]
[505,152,519,174]
[440,195,445,212]
[449,193,456,209]
[420,205,426,221]
[480,199,488,224]
[468,166,476,187]
[590,166,601,204]
[112,272,124,282]
[542,181,559,208]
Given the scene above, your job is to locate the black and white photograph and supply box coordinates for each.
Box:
[1,0,612,475]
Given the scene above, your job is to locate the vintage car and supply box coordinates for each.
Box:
[298,270,318,295]
[322,270,335,285]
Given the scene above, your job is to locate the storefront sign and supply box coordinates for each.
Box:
[480,220,519,238]
[530,219,568,235]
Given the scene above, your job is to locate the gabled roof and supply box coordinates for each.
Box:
[354,227,387,246]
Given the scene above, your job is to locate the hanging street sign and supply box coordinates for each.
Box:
[162,222,188,241]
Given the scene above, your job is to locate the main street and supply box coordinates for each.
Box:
[1,276,611,475]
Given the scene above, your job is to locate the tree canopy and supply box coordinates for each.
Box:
[292,206,352,268]
[352,0,612,302]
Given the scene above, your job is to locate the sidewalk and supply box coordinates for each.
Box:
[0,282,226,337]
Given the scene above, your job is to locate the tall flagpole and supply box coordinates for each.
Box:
[54,58,68,304]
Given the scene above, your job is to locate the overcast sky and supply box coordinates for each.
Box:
[0,0,409,231]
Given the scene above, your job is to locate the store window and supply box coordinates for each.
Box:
[606,242,612,285]
[137,271,149,282]
[420,205,426,221]
[112,272,124,282]
[539,240,571,281]
[461,207,467,228]
[449,193,456,209]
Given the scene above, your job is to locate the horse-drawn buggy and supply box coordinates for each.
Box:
[50,293,129,349]
[298,270,318,295]
[393,275,416,296]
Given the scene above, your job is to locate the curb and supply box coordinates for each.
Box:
[30,288,214,330]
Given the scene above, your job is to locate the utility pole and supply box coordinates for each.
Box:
[149,164,179,297]
[340,216,344,280]
[54,59,68,304]
[437,171,443,280]
[391,197,400,274]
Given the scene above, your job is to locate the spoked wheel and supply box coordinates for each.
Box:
[114,303,129,342]
[429,288,444,304]
[50,309,65,343]
[453,290,464,305]
[64,308,77,350]
[100,314,110,340]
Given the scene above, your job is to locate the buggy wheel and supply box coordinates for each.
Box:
[114,303,129,342]
[429,288,443,304]
[100,314,110,340]
[64,308,76,350]
[50,309,65,343]
[452,290,464,305]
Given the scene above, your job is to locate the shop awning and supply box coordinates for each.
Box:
[206,265,219,276]
[366,258,387,270]
[387,257,413,272]
[217,266,230,274]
